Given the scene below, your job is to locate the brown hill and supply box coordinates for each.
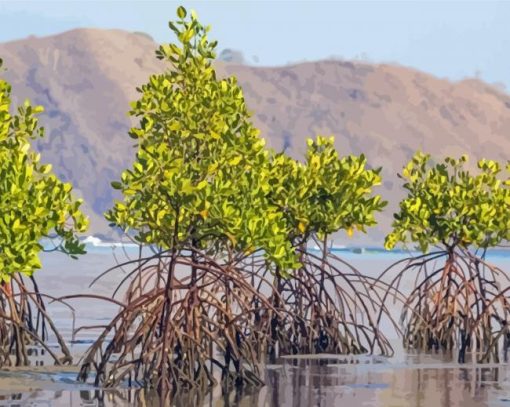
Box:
[1,29,510,245]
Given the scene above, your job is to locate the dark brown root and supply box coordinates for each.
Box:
[76,236,394,401]
[247,240,394,361]
[376,247,510,363]
[0,274,73,367]
[75,246,276,400]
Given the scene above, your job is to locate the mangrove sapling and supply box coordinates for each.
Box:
[0,58,88,366]
[382,153,510,363]
[81,6,298,399]
[258,137,392,359]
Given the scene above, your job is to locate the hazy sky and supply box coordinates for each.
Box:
[0,1,508,89]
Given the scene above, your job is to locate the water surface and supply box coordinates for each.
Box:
[1,246,510,406]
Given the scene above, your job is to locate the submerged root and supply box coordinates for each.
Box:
[378,248,510,363]
[0,274,73,367]
[76,241,394,399]
[76,247,274,399]
[248,245,394,360]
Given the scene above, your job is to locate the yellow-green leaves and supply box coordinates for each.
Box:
[106,6,298,270]
[107,7,388,274]
[0,75,88,281]
[386,152,510,252]
[268,136,386,243]
[177,5,187,19]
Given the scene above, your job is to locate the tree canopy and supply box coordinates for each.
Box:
[0,58,88,281]
[106,6,297,269]
[385,152,510,252]
[267,136,386,245]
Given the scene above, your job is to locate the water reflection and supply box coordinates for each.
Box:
[262,359,510,407]
[1,359,510,406]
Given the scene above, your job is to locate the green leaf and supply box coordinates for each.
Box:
[177,6,187,19]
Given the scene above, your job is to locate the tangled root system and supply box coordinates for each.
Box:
[248,242,394,361]
[377,248,510,363]
[73,247,277,399]
[0,274,73,367]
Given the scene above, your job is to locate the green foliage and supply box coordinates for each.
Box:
[268,136,387,243]
[106,7,386,273]
[385,152,510,252]
[106,7,297,269]
[80,9,395,393]
[0,74,88,282]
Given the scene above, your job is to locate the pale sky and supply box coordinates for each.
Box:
[0,1,509,90]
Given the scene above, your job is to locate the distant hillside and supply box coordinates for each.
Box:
[1,29,510,245]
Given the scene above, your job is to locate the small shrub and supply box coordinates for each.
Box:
[382,152,510,363]
[0,58,88,366]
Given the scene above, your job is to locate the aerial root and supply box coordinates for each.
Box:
[77,244,394,402]
[377,248,510,363]
[76,247,275,400]
[0,274,73,367]
[247,245,394,360]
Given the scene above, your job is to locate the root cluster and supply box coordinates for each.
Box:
[74,248,273,397]
[3,243,510,403]
[378,248,510,363]
[72,243,393,400]
[0,274,73,367]
[249,247,393,360]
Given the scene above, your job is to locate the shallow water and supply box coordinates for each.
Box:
[4,356,510,406]
[1,246,510,406]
